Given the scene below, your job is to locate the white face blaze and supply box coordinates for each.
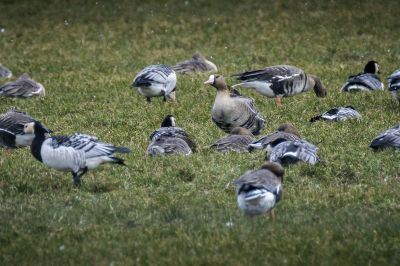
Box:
[375,63,379,73]
[204,74,215,85]
[170,116,176,127]
[23,122,35,134]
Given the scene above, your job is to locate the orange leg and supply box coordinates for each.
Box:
[270,209,276,223]
[275,96,282,107]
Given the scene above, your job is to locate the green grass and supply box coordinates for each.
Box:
[1,0,400,265]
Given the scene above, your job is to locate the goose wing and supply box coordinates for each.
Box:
[210,135,253,152]
[269,139,319,165]
[0,64,12,78]
[387,69,400,81]
[0,107,34,134]
[234,169,281,193]
[147,137,192,156]
[342,73,384,91]
[150,127,196,151]
[370,124,400,149]
[172,60,209,73]
[233,65,303,83]
[0,75,43,97]
[249,131,300,150]
[133,64,175,87]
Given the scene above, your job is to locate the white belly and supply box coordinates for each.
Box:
[138,84,164,97]
[237,190,276,216]
[241,81,276,97]
[15,133,34,147]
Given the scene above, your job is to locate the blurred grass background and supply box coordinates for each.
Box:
[0,0,399,265]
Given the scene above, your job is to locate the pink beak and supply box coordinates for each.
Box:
[204,75,215,85]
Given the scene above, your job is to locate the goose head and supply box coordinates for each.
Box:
[277,123,301,137]
[364,61,380,74]
[204,74,228,91]
[308,75,327,98]
[192,52,205,61]
[260,162,285,179]
[23,121,52,136]
[161,115,176,127]
[230,127,254,137]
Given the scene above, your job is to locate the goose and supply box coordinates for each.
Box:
[341,61,384,92]
[369,124,400,150]
[210,127,255,153]
[204,74,265,135]
[0,64,12,78]
[268,139,319,165]
[310,106,362,122]
[147,115,196,156]
[172,52,218,74]
[387,69,400,102]
[234,162,284,222]
[131,64,177,102]
[248,123,301,152]
[231,65,327,106]
[0,107,51,154]
[0,74,45,98]
[24,122,131,187]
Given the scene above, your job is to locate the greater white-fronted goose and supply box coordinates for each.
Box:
[210,127,255,153]
[231,65,327,106]
[341,61,384,92]
[369,124,400,150]
[387,69,400,102]
[205,74,265,135]
[310,106,362,122]
[172,52,217,74]
[131,64,177,102]
[0,74,45,98]
[24,122,131,187]
[0,64,12,78]
[234,162,284,222]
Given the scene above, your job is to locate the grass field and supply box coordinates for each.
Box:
[1,0,400,265]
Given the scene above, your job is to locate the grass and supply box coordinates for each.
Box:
[1,0,400,265]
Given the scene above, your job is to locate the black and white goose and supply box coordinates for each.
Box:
[24,122,131,187]
[0,74,45,98]
[369,124,400,150]
[147,115,196,156]
[205,74,265,135]
[0,107,51,154]
[0,64,12,78]
[268,138,319,165]
[231,65,327,106]
[234,162,284,222]
[248,123,301,152]
[341,61,384,92]
[310,106,362,122]
[172,52,218,74]
[131,64,177,102]
[210,127,255,153]
[387,69,400,102]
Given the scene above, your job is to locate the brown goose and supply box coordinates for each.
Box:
[172,52,217,74]
[210,127,255,153]
[204,74,265,135]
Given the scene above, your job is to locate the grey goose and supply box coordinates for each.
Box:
[24,122,131,187]
[387,69,400,102]
[0,64,12,78]
[0,107,51,154]
[172,52,217,74]
[370,124,400,150]
[210,127,255,153]
[268,139,319,165]
[231,65,327,106]
[234,162,284,222]
[310,106,362,122]
[341,61,384,92]
[205,74,265,135]
[131,64,177,102]
[0,74,45,98]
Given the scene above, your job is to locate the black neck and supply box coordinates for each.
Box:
[30,132,46,162]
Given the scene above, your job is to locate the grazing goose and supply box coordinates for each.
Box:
[232,65,327,106]
[387,69,400,102]
[131,64,177,102]
[341,61,384,92]
[0,74,45,98]
[24,122,131,187]
[210,127,255,153]
[369,124,400,150]
[172,52,218,74]
[234,162,284,221]
[310,106,362,122]
[204,74,265,135]
[0,64,12,78]
[268,139,319,165]
[248,123,301,152]
[0,107,51,154]
[147,115,196,156]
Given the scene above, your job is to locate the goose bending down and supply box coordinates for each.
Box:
[204,74,265,135]
[341,61,384,92]
[0,64,12,78]
[310,106,362,122]
[24,122,131,187]
[147,115,196,156]
[0,107,51,154]
[210,127,255,153]
[248,123,301,152]
[172,52,218,74]
[0,74,45,98]
[231,65,327,106]
[369,124,400,150]
[234,162,284,222]
[268,139,319,165]
[131,64,177,102]
[387,69,400,102]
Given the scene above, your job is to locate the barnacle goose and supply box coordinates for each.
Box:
[310,106,362,122]
[370,124,400,150]
[341,61,384,92]
[387,69,400,102]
